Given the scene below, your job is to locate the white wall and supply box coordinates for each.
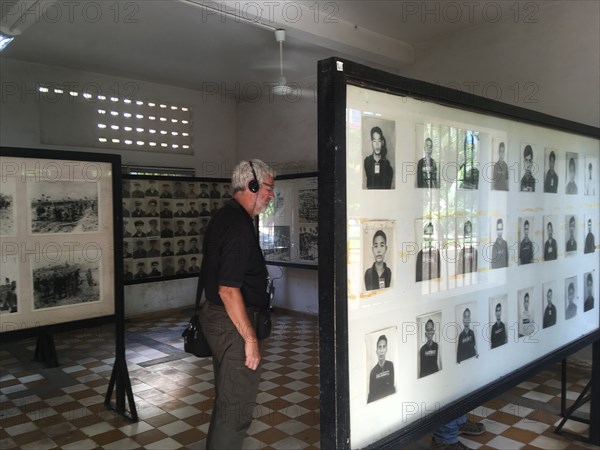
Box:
[0,58,238,317]
[237,94,319,315]
[401,1,600,128]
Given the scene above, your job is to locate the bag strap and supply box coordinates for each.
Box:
[194,256,206,311]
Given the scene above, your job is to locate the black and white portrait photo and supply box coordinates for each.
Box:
[298,189,318,223]
[584,216,596,254]
[489,295,508,349]
[416,136,439,189]
[415,220,441,282]
[518,217,535,265]
[0,176,15,236]
[0,256,19,314]
[542,281,558,329]
[456,302,479,363]
[584,156,597,196]
[32,252,100,310]
[490,217,508,269]
[584,271,595,313]
[544,148,559,193]
[565,276,578,320]
[362,116,395,190]
[366,327,397,403]
[520,144,537,192]
[417,312,442,378]
[565,152,578,195]
[491,138,509,191]
[456,220,478,274]
[30,181,99,234]
[362,221,395,292]
[565,215,578,255]
[457,131,480,190]
[518,287,535,337]
[272,226,291,261]
[543,216,558,261]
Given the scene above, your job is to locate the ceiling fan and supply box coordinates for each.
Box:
[272,29,294,96]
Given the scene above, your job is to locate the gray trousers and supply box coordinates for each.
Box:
[201,302,262,450]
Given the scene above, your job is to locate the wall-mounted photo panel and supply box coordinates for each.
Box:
[543,215,559,261]
[489,217,509,269]
[542,281,559,329]
[565,275,578,320]
[455,302,479,364]
[321,58,599,449]
[543,147,560,193]
[362,116,395,190]
[491,137,509,191]
[417,312,442,378]
[565,152,579,195]
[565,214,578,255]
[488,295,508,349]
[362,220,395,293]
[584,153,598,196]
[519,143,538,192]
[0,175,16,237]
[583,271,595,313]
[517,287,536,338]
[365,327,398,403]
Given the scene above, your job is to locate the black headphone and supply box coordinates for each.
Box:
[248,160,259,193]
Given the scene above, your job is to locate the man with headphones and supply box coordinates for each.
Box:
[199,159,275,449]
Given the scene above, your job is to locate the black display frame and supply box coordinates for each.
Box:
[317,57,600,449]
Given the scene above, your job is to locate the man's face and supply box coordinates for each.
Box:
[547,223,553,239]
[547,290,553,305]
[569,220,575,238]
[463,310,471,328]
[498,145,505,161]
[372,132,382,155]
[372,235,387,263]
[569,163,576,181]
[568,285,575,303]
[425,323,435,342]
[525,154,533,172]
[178,260,185,268]
[524,223,529,238]
[588,221,592,233]
[495,306,502,321]
[586,279,593,297]
[497,223,503,238]
[425,139,433,157]
[254,175,275,215]
[376,339,387,361]
[549,156,555,170]
[524,296,529,310]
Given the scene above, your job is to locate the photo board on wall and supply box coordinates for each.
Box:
[318,58,600,450]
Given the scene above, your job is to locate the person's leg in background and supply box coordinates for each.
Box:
[432,415,485,450]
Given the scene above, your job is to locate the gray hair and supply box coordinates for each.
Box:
[231,159,275,193]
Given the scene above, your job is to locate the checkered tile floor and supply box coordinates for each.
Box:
[1,309,597,450]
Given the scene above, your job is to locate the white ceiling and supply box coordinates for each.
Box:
[0,0,529,91]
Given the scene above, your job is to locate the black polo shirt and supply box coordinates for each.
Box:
[202,199,268,309]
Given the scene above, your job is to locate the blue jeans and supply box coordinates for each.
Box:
[433,414,467,444]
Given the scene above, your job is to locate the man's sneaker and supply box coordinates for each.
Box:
[431,438,473,450]
[458,420,485,436]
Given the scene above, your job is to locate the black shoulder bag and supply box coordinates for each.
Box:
[182,261,212,357]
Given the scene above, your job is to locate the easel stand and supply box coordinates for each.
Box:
[34,332,59,367]
[555,339,599,445]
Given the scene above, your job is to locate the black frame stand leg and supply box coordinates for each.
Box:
[34,332,59,367]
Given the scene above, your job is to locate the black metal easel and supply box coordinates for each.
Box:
[555,340,599,445]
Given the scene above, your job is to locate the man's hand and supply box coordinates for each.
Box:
[244,340,261,371]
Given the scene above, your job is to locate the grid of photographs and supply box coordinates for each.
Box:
[122,178,231,283]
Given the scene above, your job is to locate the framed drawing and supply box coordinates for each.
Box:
[0,147,121,331]
[318,58,599,449]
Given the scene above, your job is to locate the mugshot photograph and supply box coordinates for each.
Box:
[544,148,559,193]
[162,257,175,276]
[456,305,478,363]
[416,137,439,188]
[584,218,596,254]
[518,218,535,265]
[491,140,509,191]
[584,272,595,312]
[489,296,508,349]
[133,261,148,279]
[457,131,479,190]
[363,222,394,291]
[417,313,442,378]
[518,289,535,337]
[520,144,536,192]
[565,277,578,320]
[131,182,145,198]
[366,331,396,403]
[543,217,558,261]
[490,218,508,269]
[362,118,395,190]
[565,153,578,195]
[416,222,441,282]
[144,180,160,197]
[542,283,558,329]
[145,199,160,217]
[456,220,478,274]
[584,159,596,196]
[565,215,577,254]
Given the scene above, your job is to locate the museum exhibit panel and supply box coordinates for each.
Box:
[318,57,599,449]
